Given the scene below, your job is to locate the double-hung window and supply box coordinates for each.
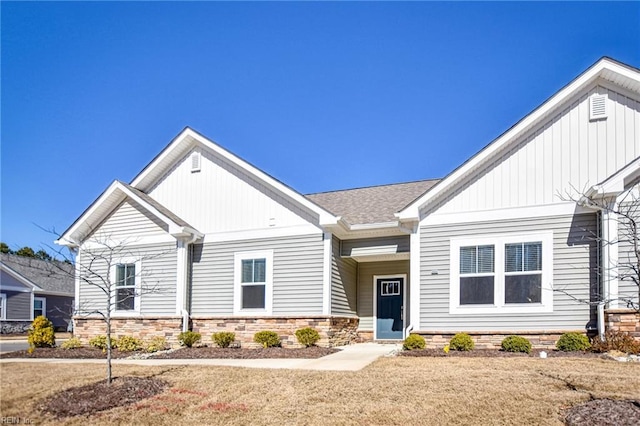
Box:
[450,232,553,314]
[234,251,273,314]
[111,261,140,313]
[33,297,46,318]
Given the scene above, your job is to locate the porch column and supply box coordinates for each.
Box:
[175,239,189,315]
[601,201,619,308]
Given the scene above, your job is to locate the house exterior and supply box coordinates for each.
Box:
[57,57,640,348]
[0,254,75,333]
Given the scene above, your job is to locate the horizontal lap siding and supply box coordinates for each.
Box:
[78,243,177,316]
[357,261,409,330]
[618,204,640,307]
[331,236,357,316]
[3,290,31,320]
[420,213,597,331]
[190,233,324,316]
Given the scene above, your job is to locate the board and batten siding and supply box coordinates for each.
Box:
[432,85,640,215]
[419,213,597,331]
[2,290,31,320]
[357,260,410,331]
[78,243,177,316]
[148,148,316,234]
[331,236,357,316]
[190,233,325,316]
[92,200,169,242]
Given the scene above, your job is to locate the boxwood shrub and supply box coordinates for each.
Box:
[254,330,281,348]
[178,331,201,348]
[212,331,236,348]
[295,327,321,347]
[403,334,426,350]
[556,332,590,351]
[501,335,532,354]
[449,333,474,351]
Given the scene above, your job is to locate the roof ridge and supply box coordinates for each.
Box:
[305,178,440,196]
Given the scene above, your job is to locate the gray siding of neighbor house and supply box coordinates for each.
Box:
[331,236,357,316]
[78,243,177,316]
[357,260,410,331]
[190,233,325,316]
[40,294,74,328]
[419,213,597,331]
[3,290,31,320]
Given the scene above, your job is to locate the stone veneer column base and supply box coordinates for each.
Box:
[412,330,588,350]
[605,309,640,339]
[74,316,183,347]
[191,316,360,348]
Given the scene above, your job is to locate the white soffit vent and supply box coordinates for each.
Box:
[190,151,201,173]
[589,93,608,121]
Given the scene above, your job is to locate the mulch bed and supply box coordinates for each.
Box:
[151,346,340,359]
[564,399,640,426]
[399,348,606,358]
[38,376,168,419]
[0,347,136,359]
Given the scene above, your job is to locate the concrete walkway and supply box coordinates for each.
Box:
[0,343,401,371]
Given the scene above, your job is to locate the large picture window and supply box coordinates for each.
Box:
[450,232,553,314]
[234,251,273,314]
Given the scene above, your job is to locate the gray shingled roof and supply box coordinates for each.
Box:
[306,179,439,225]
[1,254,74,295]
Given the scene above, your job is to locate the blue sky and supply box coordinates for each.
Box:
[2,1,639,255]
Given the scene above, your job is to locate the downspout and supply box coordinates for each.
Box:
[180,233,199,333]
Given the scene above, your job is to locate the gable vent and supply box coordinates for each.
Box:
[589,94,608,121]
[190,151,201,173]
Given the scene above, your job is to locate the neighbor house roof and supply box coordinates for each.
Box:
[0,253,74,295]
[306,179,439,225]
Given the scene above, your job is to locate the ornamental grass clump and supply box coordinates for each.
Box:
[178,331,201,348]
[28,316,56,351]
[254,330,281,348]
[89,335,115,351]
[449,333,474,351]
[591,331,640,354]
[501,335,532,354]
[295,327,321,347]
[403,334,426,351]
[61,337,83,350]
[145,336,168,353]
[556,332,591,352]
[212,332,236,348]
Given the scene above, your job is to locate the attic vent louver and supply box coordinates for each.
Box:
[589,94,608,121]
[191,151,201,173]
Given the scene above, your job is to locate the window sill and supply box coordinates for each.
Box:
[449,304,553,315]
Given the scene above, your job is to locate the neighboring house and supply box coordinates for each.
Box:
[57,57,640,348]
[0,254,75,333]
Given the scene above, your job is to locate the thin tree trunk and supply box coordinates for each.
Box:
[106,307,112,385]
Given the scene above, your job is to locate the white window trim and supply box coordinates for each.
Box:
[450,231,553,315]
[110,259,142,316]
[233,250,273,315]
[33,296,47,319]
[0,293,6,320]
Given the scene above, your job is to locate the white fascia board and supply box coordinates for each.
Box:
[1,265,43,292]
[588,157,640,198]
[399,58,640,219]
[34,290,75,297]
[132,128,338,225]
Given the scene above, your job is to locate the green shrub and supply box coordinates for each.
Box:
[403,334,426,351]
[591,331,640,354]
[556,332,591,352]
[145,336,168,353]
[28,316,56,349]
[116,335,143,352]
[501,335,532,354]
[89,335,116,351]
[61,337,83,350]
[212,332,236,348]
[178,331,201,348]
[449,333,474,351]
[253,330,281,348]
[295,327,321,347]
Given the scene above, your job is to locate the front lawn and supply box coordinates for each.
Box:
[1,357,638,425]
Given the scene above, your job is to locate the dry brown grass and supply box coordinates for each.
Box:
[1,357,639,425]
